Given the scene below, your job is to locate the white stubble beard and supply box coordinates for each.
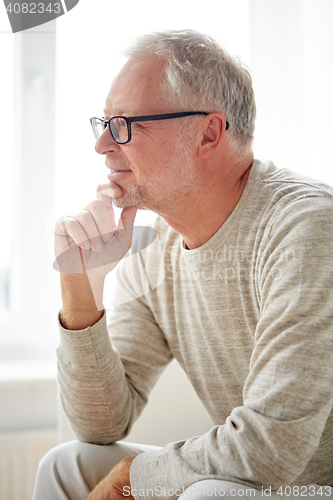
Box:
[112,134,197,213]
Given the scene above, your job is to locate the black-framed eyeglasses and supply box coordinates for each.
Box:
[90,111,229,144]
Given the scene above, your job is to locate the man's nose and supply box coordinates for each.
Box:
[95,126,118,155]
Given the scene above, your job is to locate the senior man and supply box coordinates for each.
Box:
[33,30,333,500]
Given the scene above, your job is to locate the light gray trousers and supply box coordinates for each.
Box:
[32,440,333,500]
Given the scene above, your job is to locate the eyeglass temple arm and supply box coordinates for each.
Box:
[130,112,229,129]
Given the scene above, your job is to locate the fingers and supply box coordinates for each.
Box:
[55,212,101,252]
[55,200,116,253]
[119,206,137,230]
[97,182,120,225]
[97,182,137,247]
[54,182,137,259]
[118,207,138,250]
[85,199,116,241]
[97,181,122,200]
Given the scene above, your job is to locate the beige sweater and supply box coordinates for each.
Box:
[58,160,333,497]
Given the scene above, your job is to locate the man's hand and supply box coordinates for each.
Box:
[54,184,137,328]
[54,184,137,281]
[87,456,136,500]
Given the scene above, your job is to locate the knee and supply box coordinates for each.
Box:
[35,439,130,497]
[36,440,82,479]
[33,441,95,500]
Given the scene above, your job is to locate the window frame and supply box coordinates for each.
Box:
[0,22,58,361]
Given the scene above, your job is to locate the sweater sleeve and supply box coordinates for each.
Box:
[129,197,333,497]
[57,276,173,444]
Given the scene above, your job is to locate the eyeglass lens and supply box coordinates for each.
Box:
[110,117,128,143]
[91,119,105,140]
[91,117,128,143]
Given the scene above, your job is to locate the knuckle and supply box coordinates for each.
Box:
[75,232,88,244]
[55,216,67,231]
[65,219,78,231]
[64,220,87,243]
[70,209,86,218]
[85,199,102,212]
[80,210,92,222]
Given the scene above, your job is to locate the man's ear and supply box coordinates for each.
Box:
[198,113,227,159]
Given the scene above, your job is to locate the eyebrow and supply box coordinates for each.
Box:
[102,107,139,117]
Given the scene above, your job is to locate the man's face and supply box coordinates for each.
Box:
[95,55,198,213]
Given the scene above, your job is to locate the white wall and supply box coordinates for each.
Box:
[249,0,333,184]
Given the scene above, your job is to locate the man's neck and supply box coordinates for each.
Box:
[161,157,253,250]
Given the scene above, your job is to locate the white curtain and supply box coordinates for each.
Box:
[249,0,333,184]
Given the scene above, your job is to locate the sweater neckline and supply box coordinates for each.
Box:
[180,160,259,267]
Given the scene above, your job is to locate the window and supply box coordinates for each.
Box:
[1,0,332,362]
[249,0,333,184]
[0,23,58,361]
[0,37,14,313]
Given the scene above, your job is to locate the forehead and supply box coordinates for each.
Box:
[105,55,168,116]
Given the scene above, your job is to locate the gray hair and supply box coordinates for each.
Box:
[123,29,256,153]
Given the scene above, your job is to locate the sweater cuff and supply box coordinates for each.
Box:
[57,310,113,366]
[58,309,106,332]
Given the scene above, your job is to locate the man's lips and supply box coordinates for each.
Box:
[109,169,131,172]
[107,169,133,180]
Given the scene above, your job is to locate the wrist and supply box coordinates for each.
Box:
[59,307,104,331]
[59,271,105,330]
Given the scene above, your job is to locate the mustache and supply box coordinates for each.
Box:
[106,157,133,170]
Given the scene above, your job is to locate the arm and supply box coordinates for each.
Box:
[58,295,173,444]
[127,198,333,497]
[57,214,173,443]
[55,185,173,441]
[59,272,104,330]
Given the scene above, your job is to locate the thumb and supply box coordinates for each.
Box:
[96,184,118,228]
[118,207,137,248]
[119,206,137,229]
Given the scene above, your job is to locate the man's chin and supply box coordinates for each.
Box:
[112,195,145,210]
[112,187,150,211]
[112,198,128,209]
